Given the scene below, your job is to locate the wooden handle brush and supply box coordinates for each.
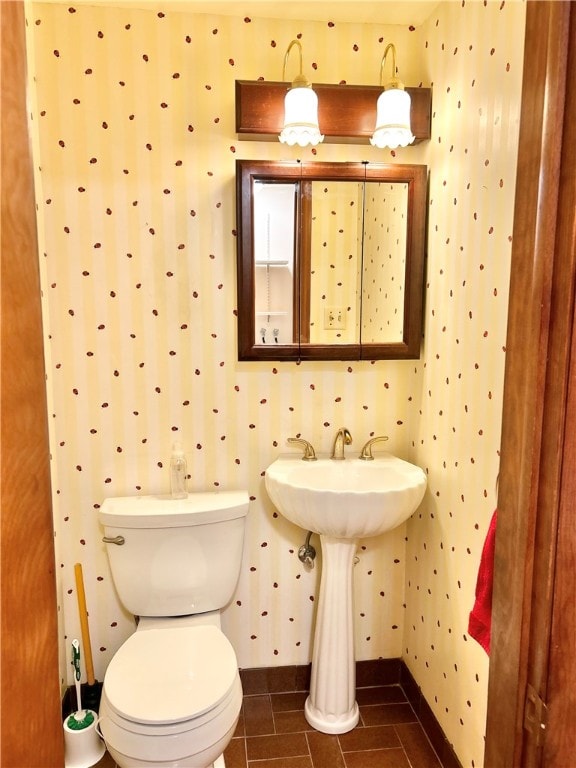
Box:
[74,563,95,686]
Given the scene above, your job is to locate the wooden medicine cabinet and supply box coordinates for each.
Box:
[236,160,428,361]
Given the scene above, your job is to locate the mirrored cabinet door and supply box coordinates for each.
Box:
[305,180,363,347]
[361,181,408,344]
[236,160,427,361]
[253,181,298,348]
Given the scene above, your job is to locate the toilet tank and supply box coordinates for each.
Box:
[99,492,249,617]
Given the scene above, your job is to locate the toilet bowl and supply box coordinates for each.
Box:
[99,622,242,767]
[98,492,249,768]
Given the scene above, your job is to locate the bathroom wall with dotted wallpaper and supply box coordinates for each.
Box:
[363,182,407,341]
[309,182,362,344]
[26,2,525,765]
[406,4,525,765]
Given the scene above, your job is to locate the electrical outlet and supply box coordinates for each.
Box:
[324,307,346,330]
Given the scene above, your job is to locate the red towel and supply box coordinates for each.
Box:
[468,510,497,654]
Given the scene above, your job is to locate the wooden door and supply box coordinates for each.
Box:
[485,3,576,765]
[0,2,64,765]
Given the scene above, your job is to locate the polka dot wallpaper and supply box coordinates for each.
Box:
[407,3,525,765]
[309,181,362,344]
[25,2,525,766]
[363,181,407,341]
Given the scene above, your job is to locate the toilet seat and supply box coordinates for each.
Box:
[104,624,238,725]
[99,624,243,766]
[99,679,242,765]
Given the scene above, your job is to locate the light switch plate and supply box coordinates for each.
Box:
[324,307,346,330]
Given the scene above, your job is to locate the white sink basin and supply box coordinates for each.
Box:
[265,453,427,539]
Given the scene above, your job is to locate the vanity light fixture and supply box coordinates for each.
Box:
[279,39,324,147]
[371,43,415,150]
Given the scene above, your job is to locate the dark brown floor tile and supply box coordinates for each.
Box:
[247,758,313,768]
[224,736,248,768]
[344,748,411,768]
[246,732,310,761]
[270,690,309,712]
[274,708,310,733]
[243,694,275,736]
[306,730,346,768]
[394,722,442,768]
[234,707,246,737]
[360,702,418,726]
[356,684,407,706]
[338,724,401,752]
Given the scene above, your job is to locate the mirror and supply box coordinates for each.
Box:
[236,160,427,361]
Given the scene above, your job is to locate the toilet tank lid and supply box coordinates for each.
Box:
[99,491,249,528]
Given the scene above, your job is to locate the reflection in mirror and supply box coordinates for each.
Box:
[307,181,363,345]
[236,160,427,361]
[362,182,408,343]
[253,181,297,348]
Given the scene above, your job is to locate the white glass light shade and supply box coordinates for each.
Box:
[370,87,415,149]
[279,86,324,147]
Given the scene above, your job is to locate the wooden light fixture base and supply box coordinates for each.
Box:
[235,80,432,144]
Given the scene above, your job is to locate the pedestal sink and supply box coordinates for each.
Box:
[265,452,427,734]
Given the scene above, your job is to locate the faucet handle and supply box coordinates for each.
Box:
[359,436,389,460]
[287,437,317,461]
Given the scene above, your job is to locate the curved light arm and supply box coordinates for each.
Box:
[282,39,310,88]
[378,42,404,91]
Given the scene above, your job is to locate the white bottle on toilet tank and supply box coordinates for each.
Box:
[170,442,187,499]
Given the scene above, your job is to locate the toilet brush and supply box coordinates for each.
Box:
[74,563,103,712]
[67,640,95,730]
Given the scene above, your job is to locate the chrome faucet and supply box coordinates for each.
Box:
[331,427,352,460]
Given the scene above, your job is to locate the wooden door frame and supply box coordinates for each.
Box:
[1,2,64,765]
[485,2,576,765]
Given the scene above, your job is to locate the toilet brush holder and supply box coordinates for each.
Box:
[63,710,105,768]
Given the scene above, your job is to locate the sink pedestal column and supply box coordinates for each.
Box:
[304,536,359,734]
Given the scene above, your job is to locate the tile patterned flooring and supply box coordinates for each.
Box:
[223,684,443,768]
[95,680,444,768]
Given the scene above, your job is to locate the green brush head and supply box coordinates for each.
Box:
[66,710,95,730]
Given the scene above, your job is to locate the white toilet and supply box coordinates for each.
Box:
[97,491,249,768]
